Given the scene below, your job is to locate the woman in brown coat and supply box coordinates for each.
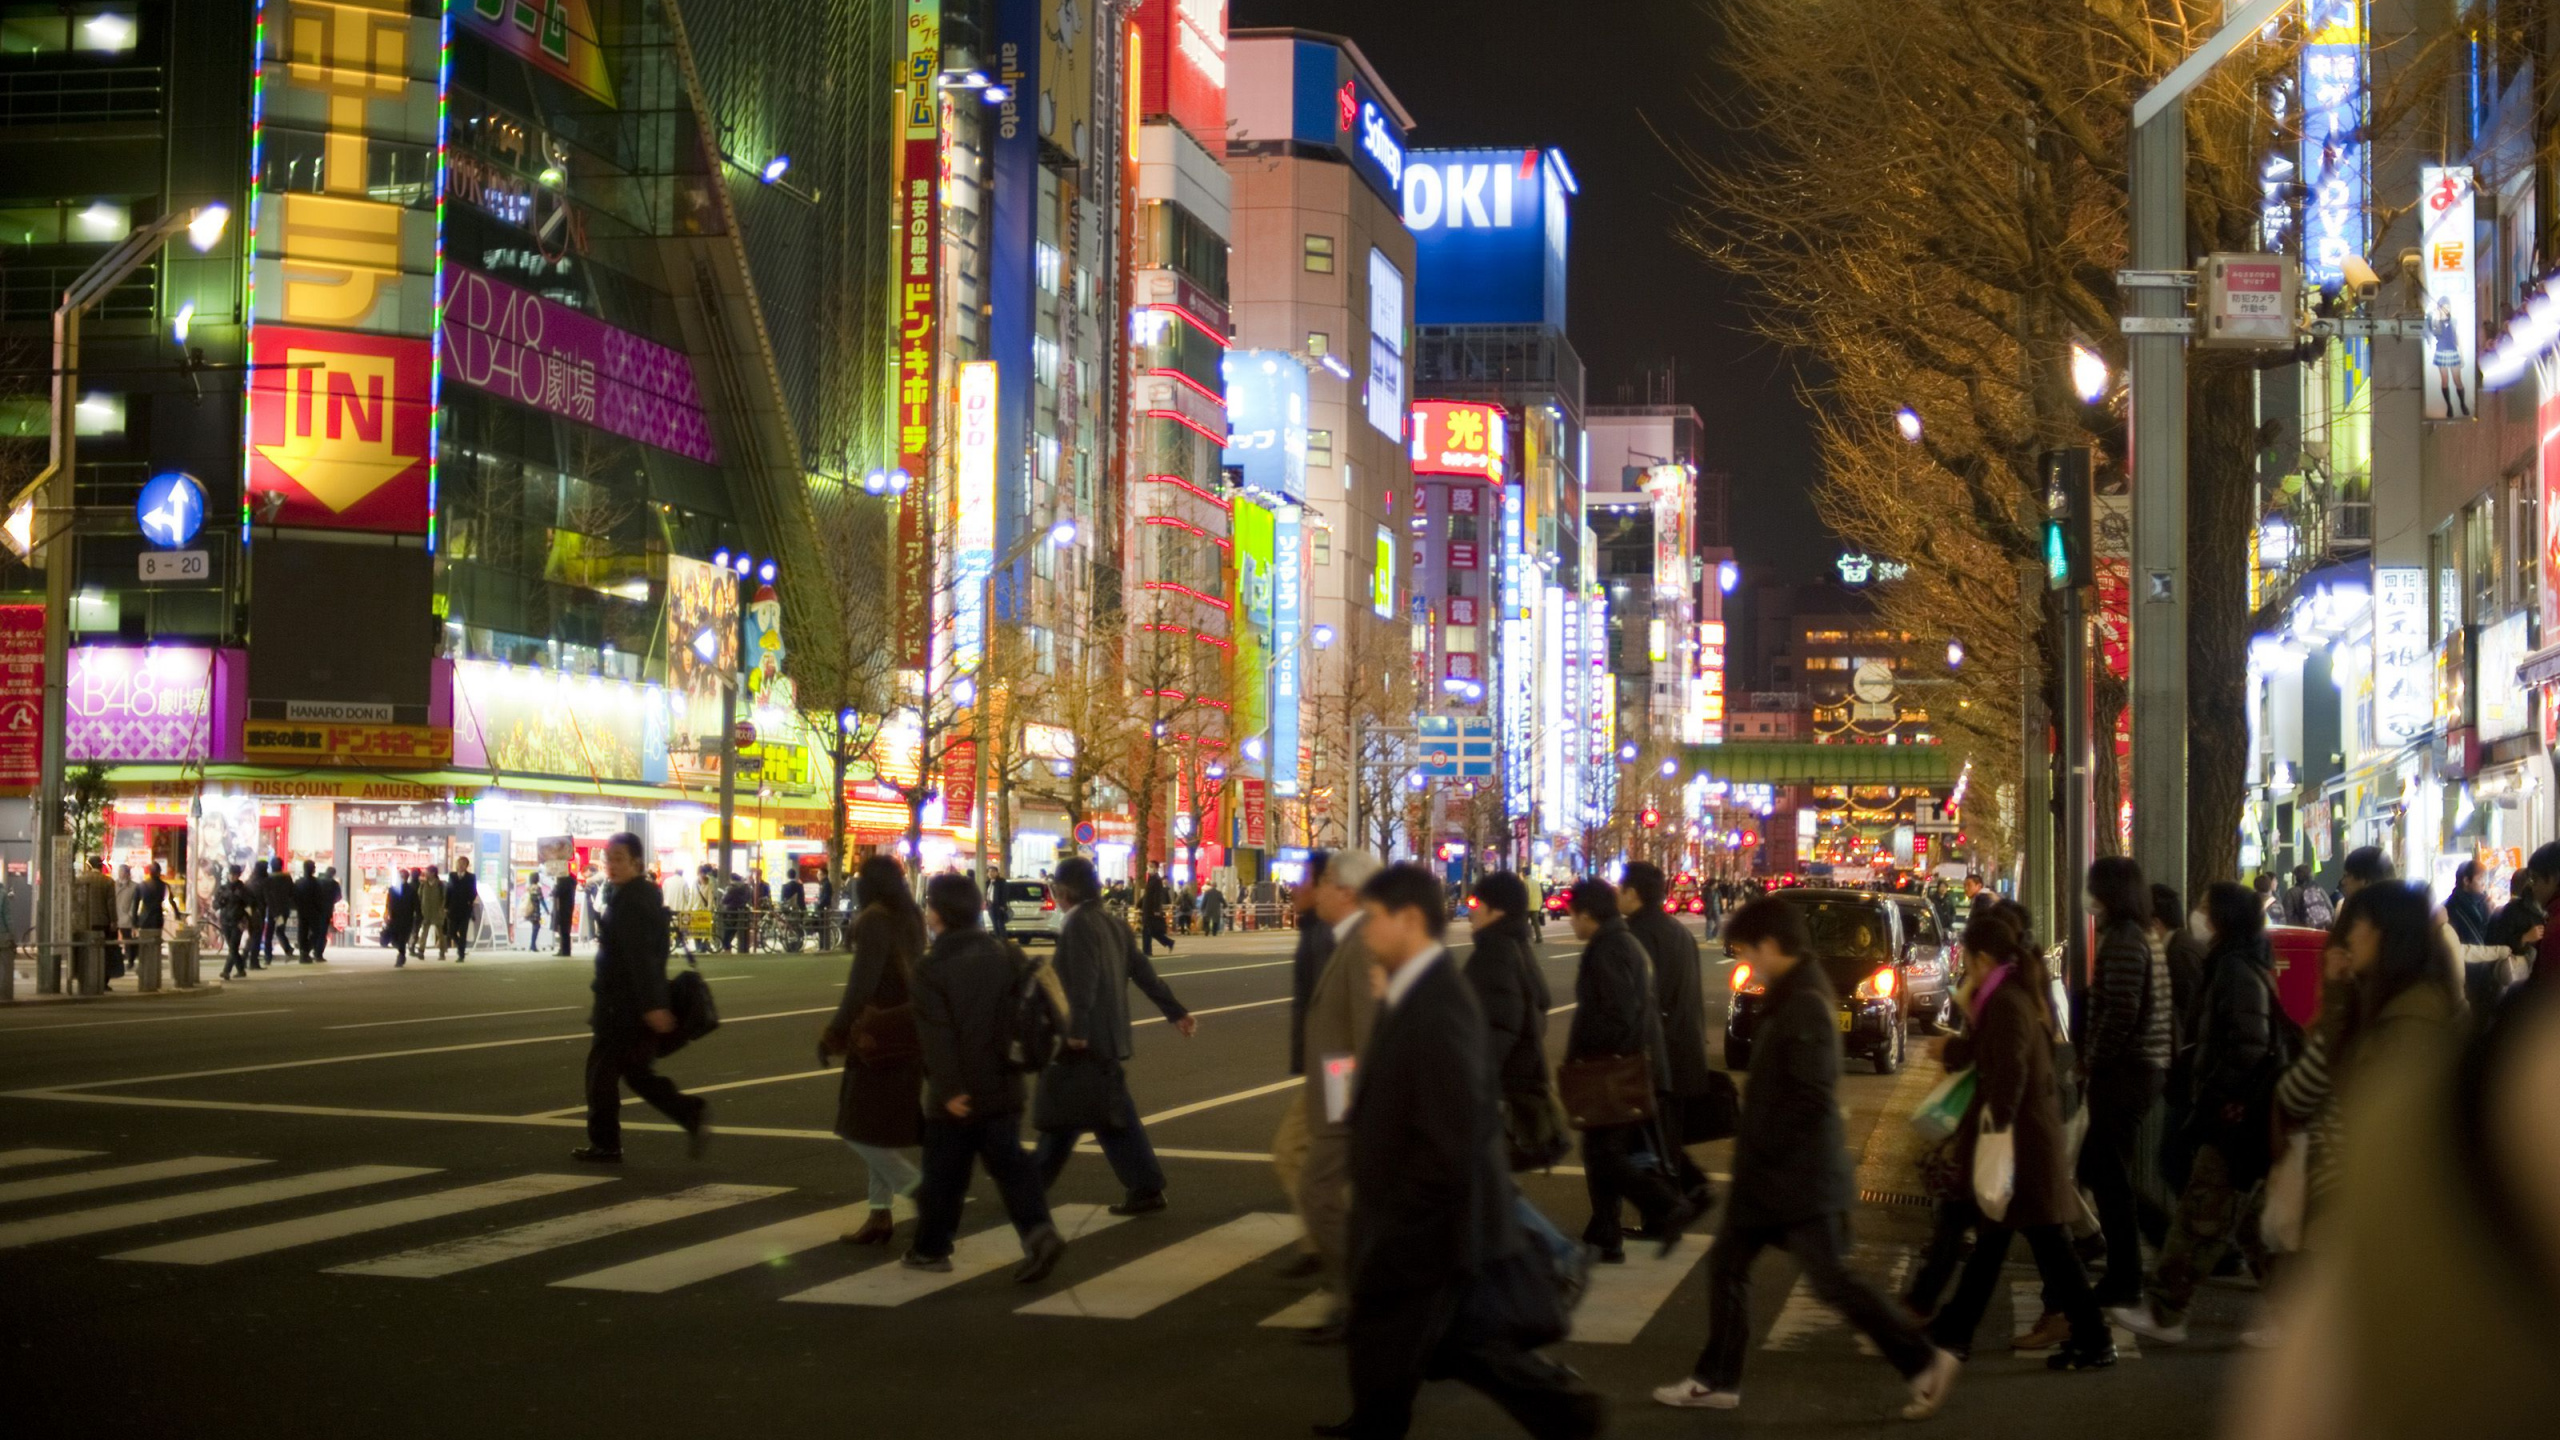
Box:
[1924,907,2115,1370]
[819,855,928,1245]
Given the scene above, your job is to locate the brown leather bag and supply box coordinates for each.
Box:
[1554,1051,1655,1130]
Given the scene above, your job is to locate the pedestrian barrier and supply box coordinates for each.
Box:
[2,932,212,1003]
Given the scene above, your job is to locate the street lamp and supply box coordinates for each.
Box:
[1894,407,1924,443]
[1947,639,1965,669]
[19,198,228,993]
[698,549,774,888]
[2070,342,2110,403]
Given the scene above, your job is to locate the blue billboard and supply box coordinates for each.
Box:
[1403,147,1573,329]
[1285,38,1407,207]
[989,0,1042,618]
[1222,350,1309,502]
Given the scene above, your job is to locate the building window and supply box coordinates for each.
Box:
[1312,525,1332,565]
[1308,430,1333,467]
[1,8,140,57]
[0,199,131,247]
[1032,335,1060,388]
[1303,234,1335,273]
[1306,332,1329,357]
[1035,242,1062,296]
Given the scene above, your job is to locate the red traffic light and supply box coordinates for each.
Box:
[1639,807,1661,830]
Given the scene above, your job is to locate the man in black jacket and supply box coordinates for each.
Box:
[1563,879,1695,1261]
[905,872,1065,1283]
[1033,857,1194,1213]
[257,859,292,968]
[571,833,707,1164]
[444,856,479,961]
[292,861,326,963]
[1271,849,1336,1282]
[317,867,342,960]
[551,868,578,956]
[1652,897,1955,1419]
[1619,861,1716,1209]
[1318,863,1601,1440]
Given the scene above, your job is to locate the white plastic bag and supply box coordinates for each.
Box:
[1972,1123,2016,1222]
[2263,1133,2309,1253]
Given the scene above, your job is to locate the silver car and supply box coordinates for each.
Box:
[991,878,1062,944]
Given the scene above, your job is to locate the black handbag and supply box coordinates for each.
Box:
[1502,1087,1572,1172]
[657,968,720,1056]
[1034,1050,1123,1132]
[1676,1073,1740,1144]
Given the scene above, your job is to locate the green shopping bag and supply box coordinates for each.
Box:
[1907,1066,1977,1143]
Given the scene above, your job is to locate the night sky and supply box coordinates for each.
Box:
[1229,0,1833,581]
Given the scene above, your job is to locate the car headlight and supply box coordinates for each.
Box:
[1854,967,1897,1002]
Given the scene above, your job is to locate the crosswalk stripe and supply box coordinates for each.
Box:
[328,1183,795,1279]
[1856,1248,1915,1356]
[0,1156,267,1204]
[0,1148,106,1171]
[2008,1279,2143,1360]
[0,1166,435,1250]
[1019,1212,1301,1319]
[555,1203,879,1294]
[1258,1289,1336,1330]
[1761,1274,1834,1351]
[1571,1240,1710,1345]
[108,1173,615,1265]
[782,1203,1124,1307]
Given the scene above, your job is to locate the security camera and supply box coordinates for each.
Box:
[2341,254,2382,300]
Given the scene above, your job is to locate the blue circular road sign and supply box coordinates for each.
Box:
[136,471,205,549]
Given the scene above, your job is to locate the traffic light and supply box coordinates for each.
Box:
[2041,446,2093,591]
[1639,806,1661,830]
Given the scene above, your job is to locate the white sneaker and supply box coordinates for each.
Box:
[2106,1303,2188,1345]
[2241,1323,2282,1349]
[1651,1378,1739,1410]
[1900,1347,1961,1421]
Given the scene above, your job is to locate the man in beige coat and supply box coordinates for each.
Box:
[1283,848,1383,1342]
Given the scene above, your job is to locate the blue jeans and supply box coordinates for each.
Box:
[911,1111,1052,1260]
[1514,1194,1584,1289]
[1033,1084,1167,1197]
[844,1139,921,1210]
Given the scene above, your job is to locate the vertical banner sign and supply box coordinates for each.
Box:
[2375,566,2429,746]
[245,0,447,535]
[0,604,41,786]
[1272,505,1302,794]
[2542,387,2560,643]
[953,362,999,679]
[895,0,944,670]
[2301,2,2367,291]
[2420,167,2477,422]
[1230,499,1274,750]
[990,0,1041,605]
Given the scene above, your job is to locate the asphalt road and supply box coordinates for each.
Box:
[0,921,2250,1439]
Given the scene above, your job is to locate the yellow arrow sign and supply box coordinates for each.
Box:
[253,347,421,512]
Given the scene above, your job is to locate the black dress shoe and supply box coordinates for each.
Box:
[570,1146,623,1164]
[1012,1226,1065,1283]
[1655,1197,1704,1257]
[1108,1190,1167,1217]
[1594,1245,1627,1265]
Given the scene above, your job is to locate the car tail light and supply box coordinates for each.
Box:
[1040,896,1056,912]
[1856,967,1897,1001]
[1730,963,1763,994]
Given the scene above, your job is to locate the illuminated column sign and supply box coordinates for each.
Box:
[2419,166,2476,422]
[1698,620,1726,744]
[2301,1,2366,291]
[1272,504,1303,794]
[244,0,448,536]
[894,0,944,670]
[953,361,999,678]
[2374,566,2428,747]
[1540,580,1566,825]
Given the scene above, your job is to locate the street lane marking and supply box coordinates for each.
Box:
[1571,1239,1711,1344]
[781,1202,1123,1306]
[1762,1272,1834,1350]
[326,1006,579,1031]
[1019,1211,1301,1319]
[109,1173,613,1265]
[329,1183,796,1278]
[1138,1078,1300,1127]
[0,1008,294,1033]
[1150,959,1293,978]
[37,1005,840,1092]
[0,1155,269,1205]
[1134,996,1289,1026]
[552,1202,878,1293]
[0,1148,105,1169]
[0,1165,434,1250]
[1258,1290,1335,1329]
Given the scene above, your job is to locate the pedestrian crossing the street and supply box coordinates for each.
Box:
[0,1148,2168,1362]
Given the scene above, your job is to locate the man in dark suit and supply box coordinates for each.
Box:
[1650,897,1954,1418]
[292,861,326,963]
[443,856,479,961]
[257,859,292,968]
[1033,857,1195,1213]
[1620,861,1718,1208]
[316,866,342,960]
[571,833,707,1164]
[1564,878,1696,1261]
[551,868,578,956]
[1318,863,1602,1440]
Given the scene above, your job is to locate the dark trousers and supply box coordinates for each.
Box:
[582,1029,701,1150]
[446,911,471,959]
[2079,1062,2165,1304]
[1928,1220,2106,1354]
[1140,915,1172,956]
[221,922,248,979]
[1692,1212,1935,1389]
[1344,1280,1598,1440]
[911,1111,1053,1260]
[256,913,282,966]
[554,919,572,957]
[297,911,326,961]
[1578,1120,1680,1249]
[1033,1084,1167,1196]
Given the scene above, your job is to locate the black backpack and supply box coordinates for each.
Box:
[1002,939,1070,1074]
[657,968,721,1056]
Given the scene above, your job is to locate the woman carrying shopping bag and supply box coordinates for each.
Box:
[1920,907,2116,1371]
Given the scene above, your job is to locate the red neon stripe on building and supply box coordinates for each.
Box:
[1148,367,1228,410]
[1140,622,1233,652]
[1139,471,1233,509]
[1151,303,1230,348]
[1139,580,1233,613]
[1142,408,1229,447]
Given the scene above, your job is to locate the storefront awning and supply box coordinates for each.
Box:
[99,764,831,818]
[2518,643,2560,689]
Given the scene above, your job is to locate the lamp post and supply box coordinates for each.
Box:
[16,200,227,992]
[704,548,774,890]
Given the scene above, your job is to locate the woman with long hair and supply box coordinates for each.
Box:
[819,854,928,1245]
[2079,857,2171,1327]
[1923,907,2115,1369]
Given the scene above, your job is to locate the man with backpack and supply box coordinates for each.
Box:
[572,833,709,1164]
[1033,857,1195,1215]
[2282,864,2333,929]
[905,871,1067,1284]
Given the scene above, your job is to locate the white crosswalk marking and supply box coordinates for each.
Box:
[782,1203,1124,1307]
[1019,1212,1300,1319]
[0,1166,435,1250]
[1258,1290,1336,1330]
[555,1203,878,1294]
[109,1174,615,1265]
[329,1184,795,1279]
[1761,1274,1835,1351]
[0,1148,106,1171]
[2010,1280,2142,1360]
[0,1156,267,1205]
[1856,1249,1915,1356]
[1571,1240,1710,1345]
